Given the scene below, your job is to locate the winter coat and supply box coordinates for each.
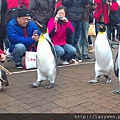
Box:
[94,0,119,24]
[62,0,84,21]
[0,0,8,50]
[47,18,74,46]
[7,18,41,52]
[7,0,29,9]
[29,0,56,26]
[0,0,8,26]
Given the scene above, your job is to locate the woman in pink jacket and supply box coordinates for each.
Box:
[47,6,76,65]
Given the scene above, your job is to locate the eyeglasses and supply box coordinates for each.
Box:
[21,17,29,21]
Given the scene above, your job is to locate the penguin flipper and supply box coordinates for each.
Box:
[43,33,58,67]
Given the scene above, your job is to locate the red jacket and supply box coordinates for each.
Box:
[0,49,4,57]
[7,0,29,9]
[94,0,119,24]
[47,18,74,46]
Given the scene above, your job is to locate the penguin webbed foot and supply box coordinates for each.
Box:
[104,75,112,83]
[88,76,100,83]
[45,83,54,89]
[30,80,43,88]
[4,80,9,86]
[2,71,9,86]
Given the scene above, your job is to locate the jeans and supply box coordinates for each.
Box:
[95,22,99,35]
[77,22,89,58]
[12,43,26,65]
[67,21,82,49]
[54,44,76,61]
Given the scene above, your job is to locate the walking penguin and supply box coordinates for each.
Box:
[30,22,57,89]
[88,24,113,83]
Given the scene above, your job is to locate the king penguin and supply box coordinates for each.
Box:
[88,24,113,83]
[0,63,11,90]
[30,22,57,89]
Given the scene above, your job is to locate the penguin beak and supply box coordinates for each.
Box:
[0,65,11,75]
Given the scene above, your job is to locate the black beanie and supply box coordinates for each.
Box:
[17,6,29,17]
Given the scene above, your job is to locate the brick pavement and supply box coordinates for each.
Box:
[0,43,120,119]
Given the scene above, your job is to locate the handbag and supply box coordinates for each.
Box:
[24,45,37,70]
[5,0,20,25]
[88,23,96,36]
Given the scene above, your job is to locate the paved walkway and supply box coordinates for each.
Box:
[0,42,120,120]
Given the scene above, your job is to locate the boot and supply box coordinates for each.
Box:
[88,46,94,54]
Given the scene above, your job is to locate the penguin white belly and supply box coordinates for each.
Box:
[37,40,56,78]
[95,35,113,69]
[95,60,113,76]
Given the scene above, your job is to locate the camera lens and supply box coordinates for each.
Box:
[58,17,63,21]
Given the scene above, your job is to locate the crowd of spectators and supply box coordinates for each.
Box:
[0,0,119,68]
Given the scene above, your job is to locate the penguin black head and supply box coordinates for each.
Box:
[34,20,47,34]
[99,24,106,32]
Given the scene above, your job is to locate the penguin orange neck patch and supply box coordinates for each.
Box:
[98,32,105,34]
[38,35,46,43]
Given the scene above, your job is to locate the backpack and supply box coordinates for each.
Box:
[109,7,120,27]
[5,8,18,25]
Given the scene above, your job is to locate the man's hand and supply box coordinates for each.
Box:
[32,34,39,42]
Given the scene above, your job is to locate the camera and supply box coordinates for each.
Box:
[57,16,63,21]
[90,3,95,6]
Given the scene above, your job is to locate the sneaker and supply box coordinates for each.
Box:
[76,58,82,63]
[16,64,23,69]
[83,57,94,61]
[69,59,78,64]
[5,48,12,58]
[61,60,69,65]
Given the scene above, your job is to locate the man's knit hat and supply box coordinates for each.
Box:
[17,5,29,17]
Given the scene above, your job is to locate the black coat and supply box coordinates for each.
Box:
[29,0,56,26]
[62,0,84,21]
[0,0,8,50]
[0,0,7,26]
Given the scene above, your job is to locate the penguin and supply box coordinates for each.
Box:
[112,43,120,94]
[0,63,11,90]
[88,24,113,83]
[30,22,57,89]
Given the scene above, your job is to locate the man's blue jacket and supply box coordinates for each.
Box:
[7,18,41,52]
